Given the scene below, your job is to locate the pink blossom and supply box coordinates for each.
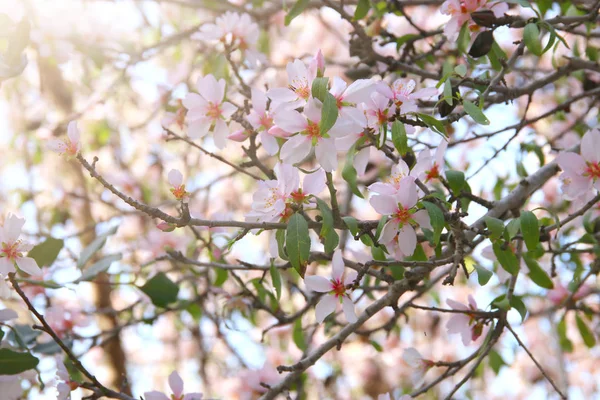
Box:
[237,364,280,399]
[144,371,202,400]
[364,92,396,133]
[0,275,10,299]
[556,128,600,202]
[403,347,434,385]
[313,49,325,77]
[275,98,341,172]
[0,374,25,400]
[330,76,375,127]
[45,305,89,338]
[267,58,316,110]
[183,74,237,149]
[446,295,484,345]
[378,79,438,115]
[304,249,358,323]
[368,159,415,196]
[168,169,190,202]
[412,140,448,183]
[0,307,17,322]
[370,181,431,258]
[0,214,42,276]
[246,163,326,223]
[548,282,593,305]
[156,221,176,232]
[440,0,508,39]
[47,121,81,157]
[247,88,285,155]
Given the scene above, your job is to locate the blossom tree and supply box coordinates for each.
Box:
[0,0,599,399]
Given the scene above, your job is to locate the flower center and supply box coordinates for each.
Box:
[265,188,279,208]
[170,185,188,200]
[290,189,307,203]
[290,80,310,100]
[206,102,222,120]
[305,120,320,138]
[330,278,346,298]
[425,163,440,181]
[394,205,412,225]
[377,109,388,126]
[1,241,21,261]
[259,114,273,129]
[585,162,600,179]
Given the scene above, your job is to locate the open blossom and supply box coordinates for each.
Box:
[267,58,317,110]
[403,347,434,385]
[245,88,292,155]
[556,128,600,202]
[275,98,341,172]
[145,371,202,400]
[168,169,190,202]
[47,121,81,157]
[364,92,396,132]
[194,12,263,65]
[330,76,374,127]
[183,74,236,149]
[237,363,280,399]
[547,282,593,305]
[0,214,42,276]
[370,181,431,258]
[368,159,415,196]
[440,0,508,39]
[304,250,358,323]
[446,295,484,345]
[412,140,448,183]
[245,163,326,223]
[378,79,438,115]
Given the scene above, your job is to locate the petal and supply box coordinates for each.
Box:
[4,214,25,242]
[368,182,397,196]
[304,98,322,123]
[198,75,224,104]
[251,88,267,114]
[273,111,307,134]
[168,169,183,187]
[581,128,600,164]
[344,270,358,285]
[182,93,206,111]
[67,121,80,143]
[187,119,211,139]
[370,195,398,215]
[315,294,337,323]
[446,314,469,333]
[281,135,312,164]
[259,131,279,156]
[396,181,418,209]
[556,152,586,175]
[330,76,347,98]
[412,209,431,230]
[305,275,332,292]
[169,371,184,397]
[303,168,326,195]
[402,347,423,367]
[446,298,468,311]
[16,257,42,276]
[212,120,229,149]
[183,394,204,400]
[267,87,298,103]
[342,79,375,104]
[331,249,345,280]
[315,138,338,172]
[342,296,357,323]
[144,392,170,400]
[0,308,17,322]
[354,147,370,176]
[0,258,16,275]
[397,225,416,256]
[380,220,398,245]
[220,102,237,119]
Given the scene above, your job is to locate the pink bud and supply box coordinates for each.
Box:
[228,129,250,142]
[268,126,293,138]
[314,49,325,77]
[157,221,176,232]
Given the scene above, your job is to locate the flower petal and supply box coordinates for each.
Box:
[169,371,184,397]
[305,275,332,292]
[16,257,42,276]
[315,294,337,323]
[342,296,357,323]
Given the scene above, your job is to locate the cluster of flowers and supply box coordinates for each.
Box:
[440,0,508,39]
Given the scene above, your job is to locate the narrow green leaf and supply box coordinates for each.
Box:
[443,80,453,105]
[343,216,359,236]
[369,340,383,352]
[520,211,540,251]
[485,217,505,240]
[510,296,528,321]
[576,313,596,348]
[488,349,506,374]
[27,238,64,267]
[342,147,364,198]
[316,197,340,254]
[463,100,490,125]
[75,253,122,283]
[78,225,119,268]
[354,0,370,20]
[457,22,470,54]
[417,113,447,136]
[557,316,573,352]
[292,318,306,351]
[454,64,467,77]
[311,77,329,102]
[524,23,543,56]
[492,242,519,275]
[523,255,553,289]
[276,229,288,260]
[391,120,408,156]
[475,264,493,286]
[214,267,228,287]
[286,214,311,277]
[0,349,39,375]
[320,92,338,135]
[270,260,282,300]
[140,272,179,308]
[422,201,444,245]
[284,0,310,26]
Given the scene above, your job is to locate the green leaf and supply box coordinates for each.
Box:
[488,349,506,374]
[286,213,311,278]
[524,23,543,56]
[369,340,383,352]
[443,80,453,105]
[320,93,338,135]
[342,146,364,198]
[75,253,122,282]
[32,339,71,355]
[354,0,370,20]
[0,330,4,342]
[463,100,490,125]
[446,170,465,193]
[391,120,408,156]
[270,261,282,300]
[284,0,310,26]
[557,316,573,352]
[475,264,493,286]
[510,296,528,321]
[276,229,288,261]
[422,201,444,245]
[311,77,329,102]
[6,325,41,348]
[292,318,306,351]
[523,256,553,289]
[485,217,505,240]
[416,113,447,136]
[27,238,64,267]
[78,225,119,268]
[454,64,467,77]
[576,313,596,348]
[504,0,531,7]
[520,211,540,251]
[0,349,39,375]
[343,216,359,236]
[492,242,519,275]
[506,219,521,239]
[140,272,179,308]
[213,267,228,287]
[316,198,339,254]
[457,22,470,54]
